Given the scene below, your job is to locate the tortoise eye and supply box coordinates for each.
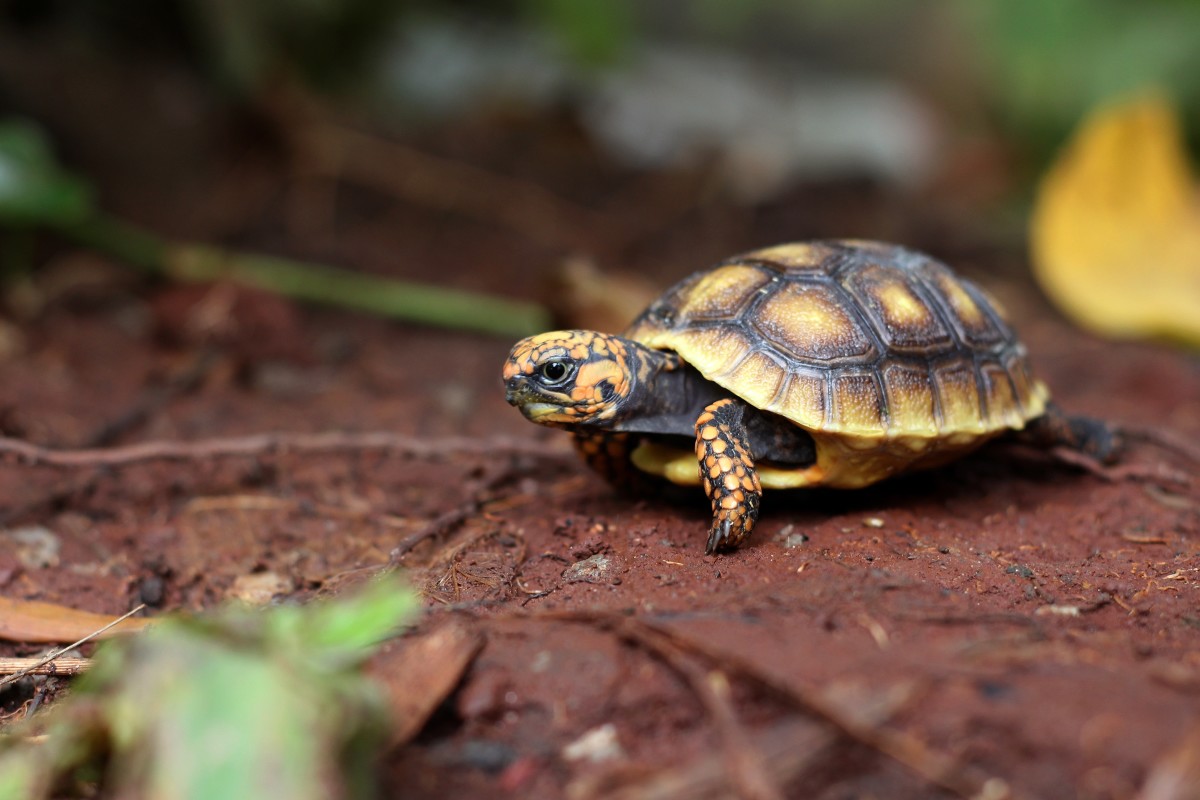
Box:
[538,360,572,384]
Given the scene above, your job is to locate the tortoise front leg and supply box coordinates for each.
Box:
[695,399,762,554]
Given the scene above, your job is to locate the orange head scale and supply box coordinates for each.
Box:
[503,331,648,427]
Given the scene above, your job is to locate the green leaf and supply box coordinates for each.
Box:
[0,575,418,799]
[0,120,93,226]
[523,0,635,66]
[289,578,421,666]
[103,632,342,800]
[0,752,40,800]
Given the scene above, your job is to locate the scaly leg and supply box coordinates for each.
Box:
[572,430,644,492]
[695,399,762,554]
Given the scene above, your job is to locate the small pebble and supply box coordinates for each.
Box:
[2,526,61,569]
[1034,605,1081,617]
[562,554,614,584]
[227,571,294,605]
[138,575,166,607]
[563,724,625,763]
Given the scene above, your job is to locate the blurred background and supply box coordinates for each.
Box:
[1,0,1199,365]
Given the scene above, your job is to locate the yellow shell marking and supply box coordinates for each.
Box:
[743,243,821,268]
[876,281,930,327]
[766,373,825,427]
[721,351,785,409]
[930,271,983,328]
[679,265,769,320]
[754,283,875,363]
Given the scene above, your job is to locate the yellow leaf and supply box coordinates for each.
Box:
[1030,93,1200,343]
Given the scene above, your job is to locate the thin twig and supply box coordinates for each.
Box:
[61,215,553,337]
[391,465,520,561]
[1048,446,1192,487]
[613,619,784,800]
[0,432,571,470]
[0,657,90,677]
[0,605,145,689]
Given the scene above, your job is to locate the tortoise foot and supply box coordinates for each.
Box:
[705,493,761,554]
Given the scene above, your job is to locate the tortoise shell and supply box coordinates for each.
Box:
[625,241,1049,452]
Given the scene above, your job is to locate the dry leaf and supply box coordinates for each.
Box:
[1030,93,1200,343]
[365,620,483,747]
[0,596,151,643]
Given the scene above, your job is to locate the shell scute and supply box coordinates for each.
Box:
[740,243,830,271]
[767,370,826,424]
[846,262,954,354]
[752,282,877,365]
[830,371,886,432]
[979,361,1022,427]
[675,264,770,323]
[931,361,984,432]
[880,361,939,436]
[725,350,788,410]
[918,261,1008,348]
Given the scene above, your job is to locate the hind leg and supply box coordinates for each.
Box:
[1018,403,1122,464]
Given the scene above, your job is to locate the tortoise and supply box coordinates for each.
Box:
[503,240,1118,554]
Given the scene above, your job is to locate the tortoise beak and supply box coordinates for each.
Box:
[504,378,541,410]
[505,378,565,422]
[504,377,528,407]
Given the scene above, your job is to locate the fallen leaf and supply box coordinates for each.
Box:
[1030,93,1200,343]
[365,621,484,748]
[0,597,151,643]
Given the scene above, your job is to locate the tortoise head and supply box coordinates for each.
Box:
[503,330,641,426]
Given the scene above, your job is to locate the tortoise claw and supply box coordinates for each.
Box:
[705,519,734,555]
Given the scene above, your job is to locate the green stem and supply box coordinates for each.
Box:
[57,216,550,338]
[59,215,166,273]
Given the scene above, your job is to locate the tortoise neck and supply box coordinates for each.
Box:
[625,339,683,385]
[612,341,724,435]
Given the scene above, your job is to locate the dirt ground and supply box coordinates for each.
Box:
[1,94,1199,798]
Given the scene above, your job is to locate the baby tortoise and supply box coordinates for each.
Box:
[503,240,1118,554]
